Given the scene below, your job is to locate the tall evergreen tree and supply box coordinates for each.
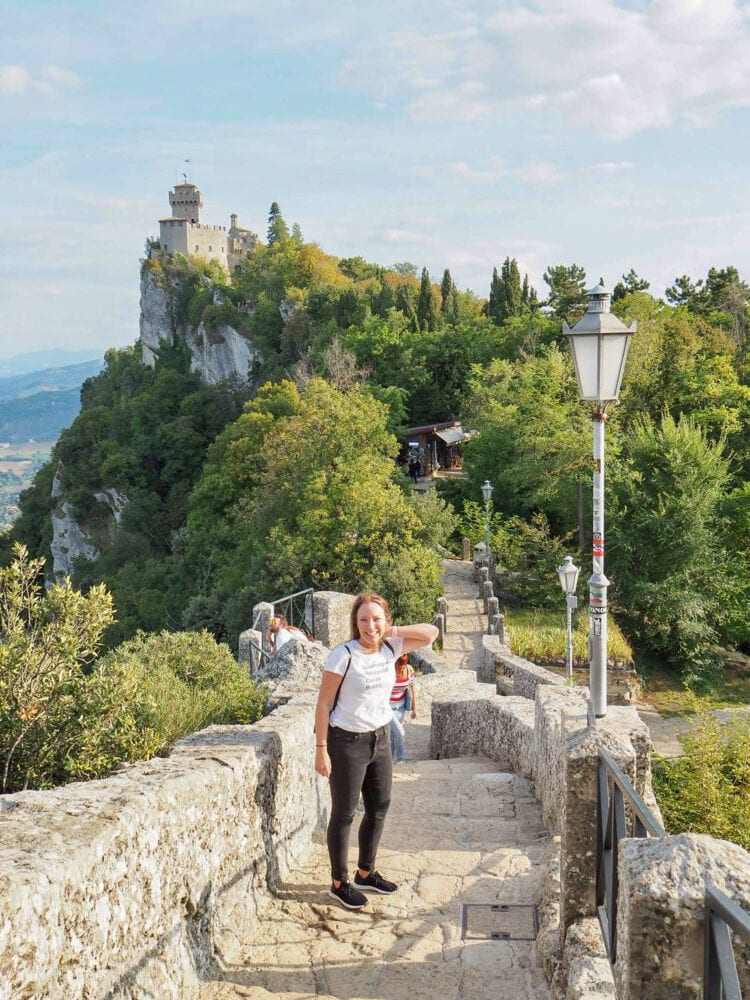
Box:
[395,284,419,332]
[500,257,523,319]
[267,201,290,246]
[417,267,438,332]
[488,266,503,325]
[440,269,454,314]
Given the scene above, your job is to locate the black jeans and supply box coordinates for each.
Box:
[326,724,392,883]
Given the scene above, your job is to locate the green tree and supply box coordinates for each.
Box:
[543,263,588,322]
[608,413,732,684]
[665,273,704,309]
[500,257,523,320]
[267,201,290,246]
[417,267,438,332]
[488,266,503,325]
[612,268,650,303]
[440,269,454,315]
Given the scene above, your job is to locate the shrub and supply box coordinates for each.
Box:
[99,630,268,751]
[0,544,115,792]
[0,546,267,792]
[653,712,750,851]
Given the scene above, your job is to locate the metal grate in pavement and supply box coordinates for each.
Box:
[461,903,539,941]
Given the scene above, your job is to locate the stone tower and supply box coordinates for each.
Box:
[169,182,202,223]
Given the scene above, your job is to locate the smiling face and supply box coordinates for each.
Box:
[355,601,388,651]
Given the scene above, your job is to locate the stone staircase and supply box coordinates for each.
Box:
[200,561,554,1000]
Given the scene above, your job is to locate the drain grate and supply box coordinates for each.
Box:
[461,903,539,941]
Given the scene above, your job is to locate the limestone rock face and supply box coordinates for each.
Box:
[93,487,128,525]
[185,321,256,385]
[139,269,177,367]
[139,268,257,385]
[50,500,100,581]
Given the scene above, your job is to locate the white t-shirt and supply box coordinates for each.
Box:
[274,627,296,651]
[326,637,404,732]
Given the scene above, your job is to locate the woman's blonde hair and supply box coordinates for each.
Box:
[350,591,391,643]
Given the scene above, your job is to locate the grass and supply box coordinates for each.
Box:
[503,606,633,668]
[637,655,750,715]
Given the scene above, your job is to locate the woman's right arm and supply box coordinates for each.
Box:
[314,671,343,777]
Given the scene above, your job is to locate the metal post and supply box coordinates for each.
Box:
[565,594,575,682]
[484,497,491,560]
[589,411,609,717]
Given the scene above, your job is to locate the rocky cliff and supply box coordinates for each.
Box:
[139,268,257,385]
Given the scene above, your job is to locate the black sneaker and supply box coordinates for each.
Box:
[329,880,368,910]
[353,870,398,894]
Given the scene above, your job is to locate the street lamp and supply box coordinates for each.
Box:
[557,555,580,683]
[563,281,635,717]
[481,480,493,566]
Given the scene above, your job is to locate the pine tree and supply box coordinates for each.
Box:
[612,268,650,303]
[417,267,437,331]
[267,201,290,246]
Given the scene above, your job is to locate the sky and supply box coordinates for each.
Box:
[2,0,750,360]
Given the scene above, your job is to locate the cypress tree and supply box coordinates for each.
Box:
[417,267,437,331]
[500,257,522,319]
[395,284,419,332]
[488,266,503,325]
[440,269,454,314]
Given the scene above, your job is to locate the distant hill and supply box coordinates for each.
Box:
[0,360,103,403]
[0,388,85,444]
[0,358,104,444]
[0,348,104,377]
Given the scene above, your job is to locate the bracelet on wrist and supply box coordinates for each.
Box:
[316,743,327,748]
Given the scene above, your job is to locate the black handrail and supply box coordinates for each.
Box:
[704,885,750,1000]
[594,734,749,998]
[595,744,666,962]
[270,586,315,638]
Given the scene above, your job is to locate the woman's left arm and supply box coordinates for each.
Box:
[388,622,439,653]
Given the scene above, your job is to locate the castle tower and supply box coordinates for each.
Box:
[169,182,202,224]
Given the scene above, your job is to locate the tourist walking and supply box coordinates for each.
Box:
[313,591,438,910]
[389,654,417,763]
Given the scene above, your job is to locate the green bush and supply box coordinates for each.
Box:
[0,545,267,792]
[99,630,268,751]
[653,712,750,851]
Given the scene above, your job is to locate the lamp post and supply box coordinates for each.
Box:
[563,282,635,717]
[557,555,580,683]
[481,480,493,567]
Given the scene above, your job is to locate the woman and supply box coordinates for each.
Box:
[389,654,417,764]
[314,591,438,910]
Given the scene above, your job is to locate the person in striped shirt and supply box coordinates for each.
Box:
[389,654,417,763]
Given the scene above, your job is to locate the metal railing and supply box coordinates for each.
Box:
[254,587,315,637]
[704,884,750,1000]
[595,744,666,962]
[594,733,750,998]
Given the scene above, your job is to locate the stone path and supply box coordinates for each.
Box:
[637,703,750,759]
[200,561,553,1000]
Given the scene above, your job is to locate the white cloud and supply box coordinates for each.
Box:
[0,63,81,97]
[443,156,633,185]
[338,0,750,139]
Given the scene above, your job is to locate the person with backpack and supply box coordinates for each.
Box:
[389,653,417,764]
[313,591,438,910]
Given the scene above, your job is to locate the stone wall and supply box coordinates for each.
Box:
[429,648,750,1000]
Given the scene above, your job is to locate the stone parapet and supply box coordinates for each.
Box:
[430,690,535,777]
[312,590,355,649]
[614,834,750,1000]
[0,687,329,999]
